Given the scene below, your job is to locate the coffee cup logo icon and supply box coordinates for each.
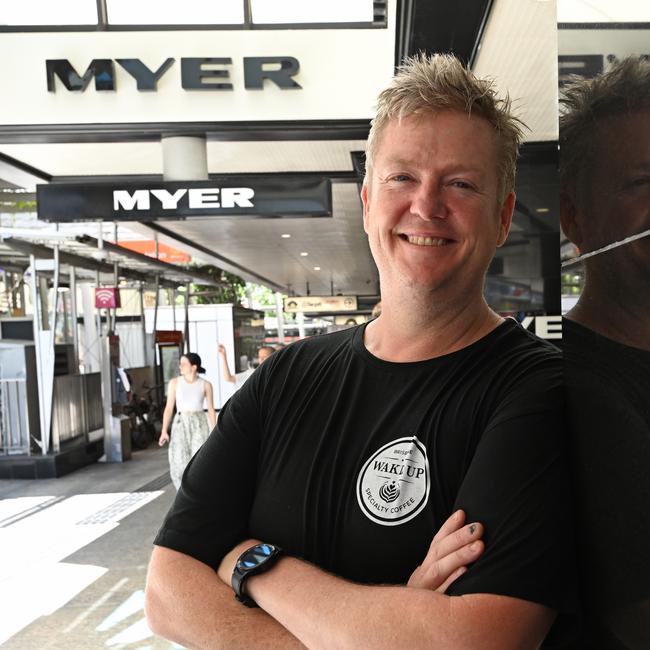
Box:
[379,481,400,503]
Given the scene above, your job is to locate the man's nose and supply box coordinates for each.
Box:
[410,182,448,221]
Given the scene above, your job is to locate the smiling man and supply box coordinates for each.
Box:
[145,54,576,649]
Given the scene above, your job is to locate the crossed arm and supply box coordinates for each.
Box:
[145,511,555,649]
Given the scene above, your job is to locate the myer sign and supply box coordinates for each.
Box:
[46,57,302,92]
[0,26,396,124]
[37,177,332,222]
[113,187,254,211]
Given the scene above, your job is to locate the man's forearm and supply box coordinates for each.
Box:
[243,555,553,650]
[145,546,304,649]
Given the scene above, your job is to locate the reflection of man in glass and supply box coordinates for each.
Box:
[560,57,650,649]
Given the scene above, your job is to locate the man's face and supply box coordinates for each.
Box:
[361,111,514,296]
[569,112,650,274]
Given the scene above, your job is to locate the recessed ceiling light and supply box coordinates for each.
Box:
[300,252,309,257]
[281,233,291,238]
[313,266,321,271]
[536,208,550,213]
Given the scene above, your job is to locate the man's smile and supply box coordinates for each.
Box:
[393,230,456,247]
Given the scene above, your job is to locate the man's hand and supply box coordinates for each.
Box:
[407,509,483,592]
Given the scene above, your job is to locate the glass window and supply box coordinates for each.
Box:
[106,0,244,25]
[0,0,97,25]
[250,0,374,24]
[557,0,650,23]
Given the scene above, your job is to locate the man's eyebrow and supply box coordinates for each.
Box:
[379,158,487,176]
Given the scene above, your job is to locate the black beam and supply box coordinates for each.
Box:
[2,238,181,288]
[396,0,493,67]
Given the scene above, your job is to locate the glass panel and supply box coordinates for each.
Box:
[250,0,374,24]
[106,0,244,25]
[0,0,97,25]
[557,0,650,23]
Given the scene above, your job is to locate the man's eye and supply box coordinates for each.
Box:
[451,180,474,190]
[390,174,411,182]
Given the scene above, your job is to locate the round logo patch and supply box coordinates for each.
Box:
[356,436,430,526]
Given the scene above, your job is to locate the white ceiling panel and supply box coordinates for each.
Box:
[151,183,377,295]
[0,140,366,177]
[473,0,559,142]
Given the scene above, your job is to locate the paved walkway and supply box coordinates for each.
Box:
[0,445,182,649]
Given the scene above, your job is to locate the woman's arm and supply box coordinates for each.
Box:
[159,378,177,446]
[204,380,217,429]
[218,344,236,383]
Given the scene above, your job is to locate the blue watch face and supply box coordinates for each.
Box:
[238,543,275,570]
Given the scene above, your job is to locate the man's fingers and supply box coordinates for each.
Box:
[419,539,484,590]
[426,520,484,565]
[431,509,466,546]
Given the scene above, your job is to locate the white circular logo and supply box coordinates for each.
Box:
[356,436,430,526]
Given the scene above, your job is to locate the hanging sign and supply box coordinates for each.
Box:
[284,296,358,313]
[95,287,121,309]
[37,176,332,222]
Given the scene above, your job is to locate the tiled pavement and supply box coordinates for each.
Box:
[0,445,183,649]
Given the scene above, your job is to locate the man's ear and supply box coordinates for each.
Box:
[361,182,370,234]
[496,191,516,247]
[560,190,584,248]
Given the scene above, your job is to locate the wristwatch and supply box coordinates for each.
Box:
[231,542,283,607]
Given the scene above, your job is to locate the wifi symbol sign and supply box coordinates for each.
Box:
[95,287,120,309]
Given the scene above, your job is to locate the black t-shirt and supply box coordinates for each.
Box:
[156,319,576,644]
[564,318,650,649]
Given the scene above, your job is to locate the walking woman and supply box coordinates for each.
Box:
[159,352,216,490]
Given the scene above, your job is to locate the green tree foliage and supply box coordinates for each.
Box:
[191,265,246,304]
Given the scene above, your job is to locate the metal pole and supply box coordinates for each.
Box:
[112,261,118,333]
[184,281,190,353]
[140,280,147,367]
[50,245,60,454]
[275,292,285,344]
[152,274,160,371]
[95,269,102,339]
[171,288,176,331]
[70,266,79,372]
[29,255,46,455]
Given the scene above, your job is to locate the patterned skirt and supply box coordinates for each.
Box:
[168,411,210,490]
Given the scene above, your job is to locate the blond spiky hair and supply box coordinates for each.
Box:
[365,53,526,201]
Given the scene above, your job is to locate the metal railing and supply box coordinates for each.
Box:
[0,378,30,455]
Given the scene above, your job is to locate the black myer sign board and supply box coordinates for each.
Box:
[37,176,332,222]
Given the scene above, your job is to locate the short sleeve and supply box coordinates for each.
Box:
[153,365,266,570]
[446,369,578,623]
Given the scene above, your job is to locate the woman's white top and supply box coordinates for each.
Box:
[175,376,206,413]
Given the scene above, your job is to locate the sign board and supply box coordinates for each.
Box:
[95,287,121,309]
[0,24,396,125]
[37,176,332,222]
[284,296,357,313]
[520,315,562,340]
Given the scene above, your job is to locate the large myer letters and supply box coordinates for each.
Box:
[113,187,254,211]
[46,57,302,92]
